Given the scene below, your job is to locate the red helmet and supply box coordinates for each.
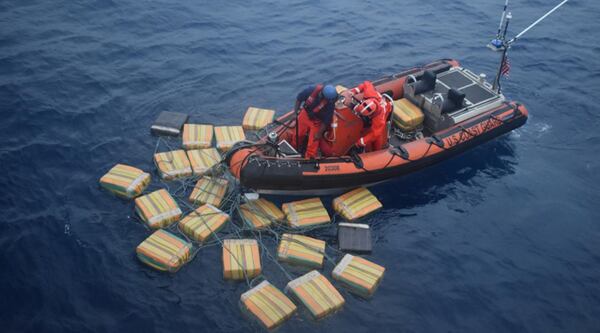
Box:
[354,99,378,118]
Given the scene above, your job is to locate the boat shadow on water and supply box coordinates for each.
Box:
[370,135,518,211]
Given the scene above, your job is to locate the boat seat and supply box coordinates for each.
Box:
[403,70,437,108]
[413,70,437,95]
[441,89,466,114]
[426,88,467,119]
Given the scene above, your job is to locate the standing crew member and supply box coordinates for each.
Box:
[347,80,391,152]
[292,84,338,158]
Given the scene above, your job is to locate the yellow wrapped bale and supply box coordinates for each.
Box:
[135,189,182,229]
[179,204,229,243]
[335,85,348,93]
[239,203,273,230]
[285,270,345,319]
[186,148,221,176]
[241,280,297,330]
[277,234,325,269]
[392,98,425,132]
[222,239,261,280]
[248,198,285,221]
[214,126,246,152]
[99,164,150,199]
[333,187,382,221]
[189,176,229,207]
[153,150,193,180]
[136,229,192,272]
[332,254,385,298]
[182,124,213,150]
[282,197,330,228]
[243,107,275,131]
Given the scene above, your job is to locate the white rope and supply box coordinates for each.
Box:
[509,0,570,44]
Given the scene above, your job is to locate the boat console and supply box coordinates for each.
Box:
[403,67,504,133]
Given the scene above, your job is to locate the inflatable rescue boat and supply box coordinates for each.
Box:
[228,59,528,195]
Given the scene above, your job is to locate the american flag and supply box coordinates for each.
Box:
[501,55,511,77]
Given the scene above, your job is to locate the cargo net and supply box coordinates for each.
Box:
[103,110,385,327]
[139,134,343,288]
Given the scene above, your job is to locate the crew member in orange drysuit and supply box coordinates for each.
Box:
[347,81,391,152]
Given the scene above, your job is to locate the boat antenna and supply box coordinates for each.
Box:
[489,0,570,93]
[495,0,510,39]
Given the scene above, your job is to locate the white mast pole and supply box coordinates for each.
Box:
[496,0,510,38]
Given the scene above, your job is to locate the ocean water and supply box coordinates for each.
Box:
[1,0,599,332]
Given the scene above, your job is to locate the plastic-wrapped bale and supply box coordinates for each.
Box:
[223,239,261,280]
[277,233,325,269]
[282,197,330,228]
[136,229,192,272]
[135,189,182,229]
[392,98,424,132]
[240,280,297,330]
[182,124,213,150]
[154,150,193,180]
[239,203,273,230]
[335,85,348,93]
[333,187,382,221]
[189,176,229,207]
[243,107,275,131]
[214,126,246,152]
[285,270,345,319]
[151,111,189,137]
[179,204,229,243]
[248,198,285,221]
[338,223,372,253]
[99,164,150,199]
[186,148,221,176]
[332,254,385,298]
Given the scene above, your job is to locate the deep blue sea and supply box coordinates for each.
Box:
[2,0,600,332]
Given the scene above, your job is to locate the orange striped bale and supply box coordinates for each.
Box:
[182,124,213,149]
[240,280,296,329]
[99,164,150,199]
[242,107,275,131]
[277,234,325,268]
[136,230,192,272]
[135,189,182,229]
[153,149,193,180]
[282,197,330,228]
[178,204,229,243]
[222,239,261,280]
[333,187,382,221]
[285,270,344,319]
[332,254,385,298]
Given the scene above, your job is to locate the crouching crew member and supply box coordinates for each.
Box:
[348,81,391,152]
[292,84,338,158]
